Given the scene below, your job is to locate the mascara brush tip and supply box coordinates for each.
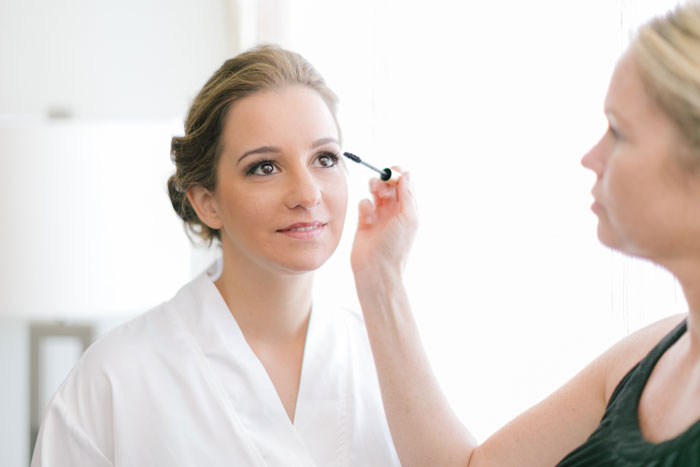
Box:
[343,151,362,163]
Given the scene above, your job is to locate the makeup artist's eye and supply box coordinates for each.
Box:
[247,160,279,176]
[314,151,339,168]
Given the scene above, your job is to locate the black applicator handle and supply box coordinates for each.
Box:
[343,152,392,181]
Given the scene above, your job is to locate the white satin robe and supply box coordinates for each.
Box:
[31,262,399,466]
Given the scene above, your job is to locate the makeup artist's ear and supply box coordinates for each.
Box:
[186,186,223,230]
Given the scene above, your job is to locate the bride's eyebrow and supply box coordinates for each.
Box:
[237,146,281,164]
[311,137,340,148]
[237,137,340,165]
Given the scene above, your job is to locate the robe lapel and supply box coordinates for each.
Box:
[176,270,319,466]
[293,295,350,466]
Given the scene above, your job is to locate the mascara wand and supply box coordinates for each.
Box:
[342,152,392,181]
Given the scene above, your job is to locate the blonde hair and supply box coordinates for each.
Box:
[168,45,340,244]
[632,2,700,154]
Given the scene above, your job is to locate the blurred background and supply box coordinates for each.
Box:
[0,0,687,465]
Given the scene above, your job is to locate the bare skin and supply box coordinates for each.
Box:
[215,262,312,422]
[351,51,700,465]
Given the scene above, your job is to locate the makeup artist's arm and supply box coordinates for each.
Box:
[351,172,474,465]
[350,173,680,467]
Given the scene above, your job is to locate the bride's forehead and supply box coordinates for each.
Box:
[229,85,330,114]
[221,89,338,149]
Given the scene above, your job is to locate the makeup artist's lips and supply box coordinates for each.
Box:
[277,222,326,240]
[590,188,604,214]
[591,200,604,214]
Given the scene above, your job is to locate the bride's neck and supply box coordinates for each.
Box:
[214,248,314,342]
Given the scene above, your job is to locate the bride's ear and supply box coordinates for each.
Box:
[186,186,223,230]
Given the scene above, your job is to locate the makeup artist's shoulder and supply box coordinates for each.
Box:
[600,313,686,400]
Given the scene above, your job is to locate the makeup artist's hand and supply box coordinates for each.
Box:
[351,168,418,277]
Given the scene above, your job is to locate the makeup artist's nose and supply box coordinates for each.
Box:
[581,148,605,183]
[285,168,322,210]
[581,134,607,180]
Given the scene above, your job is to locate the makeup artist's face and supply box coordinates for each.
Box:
[212,85,347,274]
[581,52,700,263]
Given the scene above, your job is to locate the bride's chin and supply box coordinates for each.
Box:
[273,255,333,275]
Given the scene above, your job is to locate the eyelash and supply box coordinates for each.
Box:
[245,151,340,176]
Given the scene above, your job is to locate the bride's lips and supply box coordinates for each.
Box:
[277,221,327,239]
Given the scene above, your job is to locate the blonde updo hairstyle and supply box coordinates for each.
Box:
[168,45,340,244]
[632,2,700,159]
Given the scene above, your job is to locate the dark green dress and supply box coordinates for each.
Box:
[557,319,700,466]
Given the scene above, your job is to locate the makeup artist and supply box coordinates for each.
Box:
[351,2,700,465]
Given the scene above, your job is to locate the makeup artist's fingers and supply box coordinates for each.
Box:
[365,169,417,237]
[357,198,376,229]
[396,170,417,218]
[351,167,418,273]
[389,165,406,180]
[381,165,404,186]
[369,167,412,214]
[369,177,396,207]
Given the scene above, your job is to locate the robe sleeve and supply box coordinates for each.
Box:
[31,394,113,467]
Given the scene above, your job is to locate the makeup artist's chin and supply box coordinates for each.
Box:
[594,215,624,252]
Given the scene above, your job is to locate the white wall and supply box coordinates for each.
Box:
[0,1,235,465]
[0,0,234,119]
[0,319,29,467]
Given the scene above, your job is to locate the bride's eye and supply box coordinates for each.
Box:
[247,160,279,176]
[315,152,338,168]
[259,162,275,174]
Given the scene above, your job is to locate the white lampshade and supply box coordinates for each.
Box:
[0,119,192,319]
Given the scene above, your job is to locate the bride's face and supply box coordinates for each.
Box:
[206,84,348,274]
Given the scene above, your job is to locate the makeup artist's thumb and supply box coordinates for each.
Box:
[357,199,375,228]
[398,171,416,212]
